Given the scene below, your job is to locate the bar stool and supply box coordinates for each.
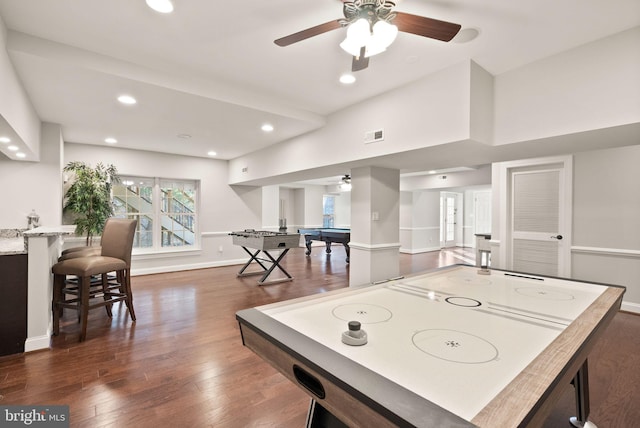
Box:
[52,218,137,341]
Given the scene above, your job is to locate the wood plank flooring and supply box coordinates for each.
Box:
[1,246,638,427]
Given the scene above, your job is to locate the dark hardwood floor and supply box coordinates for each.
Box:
[1,246,638,427]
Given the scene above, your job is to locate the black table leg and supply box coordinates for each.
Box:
[258,249,293,285]
[237,247,268,276]
[570,360,595,428]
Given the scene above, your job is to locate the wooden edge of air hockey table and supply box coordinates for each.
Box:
[235,264,625,428]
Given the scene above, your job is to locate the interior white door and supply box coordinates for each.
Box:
[440,193,458,248]
[474,190,492,234]
[510,166,568,276]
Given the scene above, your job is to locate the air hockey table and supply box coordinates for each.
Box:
[236,264,625,427]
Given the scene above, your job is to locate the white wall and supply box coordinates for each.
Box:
[0,16,40,158]
[494,27,640,145]
[301,185,324,227]
[262,185,279,230]
[229,60,474,184]
[0,123,63,228]
[333,191,351,228]
[64,143,262,275]
[571,144,640,312]
[400,190,440,254]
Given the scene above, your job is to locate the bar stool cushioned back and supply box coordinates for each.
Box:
[52,218,137,341]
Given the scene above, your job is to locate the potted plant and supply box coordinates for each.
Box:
[63,161,120,246]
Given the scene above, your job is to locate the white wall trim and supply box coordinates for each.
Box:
[621,301,640,315]
[24,333,51,352]
[201,231,234,237]
[349,242,402,251]
[131,258,246,276]
[400,246,441,254]
[571,246,640,258]
[399,226,439,231]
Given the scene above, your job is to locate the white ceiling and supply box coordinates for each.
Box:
[1,0,639,177]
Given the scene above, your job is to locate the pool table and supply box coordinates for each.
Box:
[298,228,350,263]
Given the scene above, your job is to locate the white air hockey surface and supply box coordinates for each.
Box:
[257,265,607,422]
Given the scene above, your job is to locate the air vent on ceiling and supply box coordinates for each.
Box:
[364,128,384,144]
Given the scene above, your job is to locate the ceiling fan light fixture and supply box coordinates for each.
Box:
[340,18,371,56]
[340,18,397,59]
[372,20,398,49]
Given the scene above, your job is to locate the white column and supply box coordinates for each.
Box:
[23,227,75,352]
[349,166,400,286]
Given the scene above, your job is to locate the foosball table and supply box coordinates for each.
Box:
[229,229,300,285]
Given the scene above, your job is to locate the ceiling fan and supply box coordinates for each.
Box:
[275,0,461,72]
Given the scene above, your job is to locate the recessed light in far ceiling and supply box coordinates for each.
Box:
[339,73,356,85]
[428,170,437,174]
[105,137,118,144]
[207,151,217,157]
[261,124,274,132]
[146,0,174,13]
[7,145,18,151]
[117,95,137,105]
[177,134,192,139]
[0,136,10,143]
[16,152,26,158]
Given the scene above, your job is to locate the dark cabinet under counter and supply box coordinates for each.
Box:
[0,253,27,356]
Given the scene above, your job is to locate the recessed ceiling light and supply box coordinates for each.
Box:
[207,151,217,157]
[105,137,118,144]
[7,145,18,151]
[146,0,174,13]
[177,134,192,139]
[339,73,356,84]
[261,124,274,132]
[428,170,437,174]
[16,152,26,158]
[0,136,10,143]
[452,28,480,44]
[117,95,137,105]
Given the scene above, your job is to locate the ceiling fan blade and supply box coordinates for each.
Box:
[352,46,369,72]
[275,20,343,47]
[393,12,461,42]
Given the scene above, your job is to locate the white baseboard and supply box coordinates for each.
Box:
[621,300,640,315]
[25,334,50,352]
[131,258,246,276]
[399,247,441,254]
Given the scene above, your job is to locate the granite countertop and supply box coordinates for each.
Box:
[0,229,27,255]
[0,237,27,255]
[22,225,76,237]
[0,226,77,255]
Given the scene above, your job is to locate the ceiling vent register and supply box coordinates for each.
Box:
[364,129,384,144]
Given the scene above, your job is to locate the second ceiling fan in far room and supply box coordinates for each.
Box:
[274,0,461,72]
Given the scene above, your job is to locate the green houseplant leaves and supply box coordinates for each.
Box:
[63,161,120,246]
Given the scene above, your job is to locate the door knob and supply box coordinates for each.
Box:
[551,235,563,240]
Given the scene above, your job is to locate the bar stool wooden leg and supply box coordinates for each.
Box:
[52,273,63,336]
[122,269,136,321]
[79,276,91,342]
[101,272,113,317]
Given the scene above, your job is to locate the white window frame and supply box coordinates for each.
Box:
[113,176,200,254]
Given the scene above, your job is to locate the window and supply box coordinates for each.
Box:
[112,177,198,251]
[323,195,335,228]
